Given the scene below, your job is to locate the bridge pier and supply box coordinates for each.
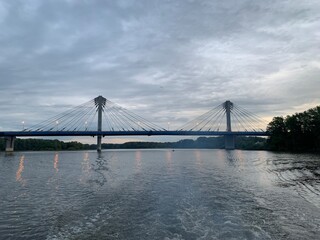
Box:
[224,135,235,150]
[5,136,16,152]
[95,96,106,152]
[97,135,102,152]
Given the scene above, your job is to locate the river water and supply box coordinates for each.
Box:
[0,149,319,239]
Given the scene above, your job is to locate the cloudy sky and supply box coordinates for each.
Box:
[0,0,320,142]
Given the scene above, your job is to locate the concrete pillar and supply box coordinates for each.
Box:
[97,136,102,152]
[94,96,106,152]
[5,136,16,152]
[224,100,232,132]
[223,100,235,150]
[225,135,235,150]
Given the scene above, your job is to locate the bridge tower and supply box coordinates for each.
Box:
[223,100,235,150]
[94,96,106,152]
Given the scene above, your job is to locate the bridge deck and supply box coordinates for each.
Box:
[0,130,270,137]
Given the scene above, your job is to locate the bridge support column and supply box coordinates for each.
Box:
[95,96,106,152]
[5,136,16,152]
[97,135,102,152]
[225,135,235,150]
[223,100,235,150]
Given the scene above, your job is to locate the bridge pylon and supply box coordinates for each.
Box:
[223,100,235,150]
[94,95,106,152]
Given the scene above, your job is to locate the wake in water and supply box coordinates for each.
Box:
[1,150,319,239]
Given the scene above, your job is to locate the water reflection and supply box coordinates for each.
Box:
[88,152,109,187]
[80,152,91,184]
[271,157,319,185]
[16,155,25,185]
[1,150,320,239]
[225,150,245,169]
[194,150,203,170]
[53,153,59,173]
[269,155,320,199]
[165,150,172,171]
[215,150,227,168]
[135,150,142,172]
[82,152,90,174]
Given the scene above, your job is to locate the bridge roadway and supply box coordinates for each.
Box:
[0,130,270,137]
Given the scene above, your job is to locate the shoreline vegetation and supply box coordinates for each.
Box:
[267,105,320,152]
[1,105,319,152]
[0,136,266,152]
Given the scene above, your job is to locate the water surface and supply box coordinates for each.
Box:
[0,149,319,239]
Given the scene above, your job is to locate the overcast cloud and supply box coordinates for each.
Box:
[0,0,320,140]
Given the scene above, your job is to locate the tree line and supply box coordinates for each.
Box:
[0,136,267,151]
[267,105,320,151]
[0,138,94,151]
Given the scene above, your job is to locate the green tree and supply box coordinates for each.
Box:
[267,106,320,152]
[267,116,287,150]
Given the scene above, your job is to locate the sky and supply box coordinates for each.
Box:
[0,0,320,143]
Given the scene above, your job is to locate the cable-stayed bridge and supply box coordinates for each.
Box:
[0,96,269,152]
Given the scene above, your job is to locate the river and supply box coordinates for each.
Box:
[0,149,319,239]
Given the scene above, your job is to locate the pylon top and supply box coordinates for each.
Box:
[94,96,106,107]
[223,100,233,110]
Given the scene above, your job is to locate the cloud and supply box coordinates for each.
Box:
[0,0,319,141]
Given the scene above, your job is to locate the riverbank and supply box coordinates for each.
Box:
[0,136,267,151]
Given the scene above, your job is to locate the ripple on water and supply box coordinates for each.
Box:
[1,150,320,240]
[266,154,320,208]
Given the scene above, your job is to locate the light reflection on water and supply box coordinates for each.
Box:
[16,155,25,185]
[54,153,59,173]
[165,150,172,172]
[80,152,91,185]
[0,149,319,239]
[135,150,142,173]
[194,150,202,169]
